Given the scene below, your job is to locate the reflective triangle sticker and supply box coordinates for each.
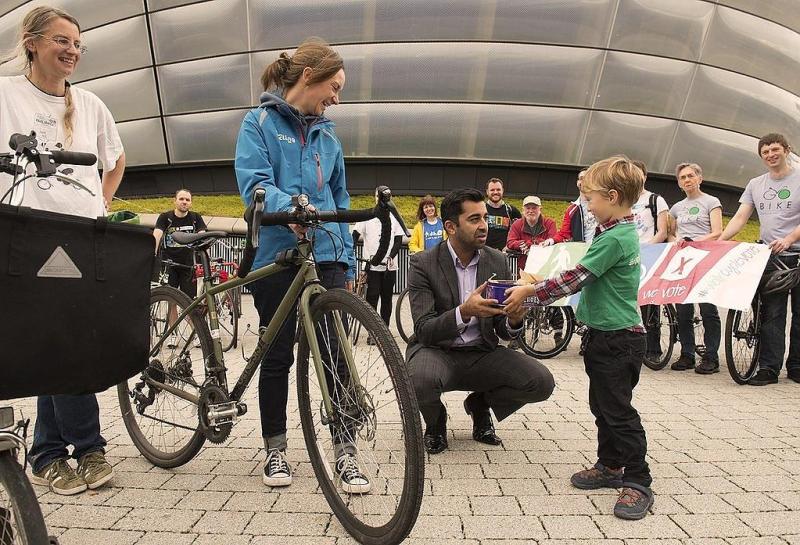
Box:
[37,246,82,278]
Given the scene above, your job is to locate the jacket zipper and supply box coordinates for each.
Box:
[315,153,323,191]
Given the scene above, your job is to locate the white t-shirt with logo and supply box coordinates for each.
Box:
[354,215,404,272]
[578,198,597,243]
[631,190,669,244]
[0,75,123,219]
[741,168,800,249]
[669,193,722,240]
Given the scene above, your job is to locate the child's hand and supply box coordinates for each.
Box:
[504,284,535,316]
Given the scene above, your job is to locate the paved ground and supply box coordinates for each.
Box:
[8,295,800,545]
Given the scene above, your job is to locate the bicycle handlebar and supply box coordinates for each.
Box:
[238,186,407,278]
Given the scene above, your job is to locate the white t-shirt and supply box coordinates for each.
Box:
[354,215,404,272]
[670,193,722,240]
[631,190,669,244]
[0,75,123,219]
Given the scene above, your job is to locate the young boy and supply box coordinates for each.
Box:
[504,156,652,520]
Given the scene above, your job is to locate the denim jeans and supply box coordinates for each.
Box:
[28,394,106,474]
[676,303,720,363]
[758,255,800,375]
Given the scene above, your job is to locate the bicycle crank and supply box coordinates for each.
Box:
[198,385,245,444]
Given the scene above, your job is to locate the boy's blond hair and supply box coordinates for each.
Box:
[581,155,644,208]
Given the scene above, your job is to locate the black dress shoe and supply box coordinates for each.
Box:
[423,432,448,454]
[463,392,502,446]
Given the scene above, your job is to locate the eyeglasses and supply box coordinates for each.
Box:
[36,34,87,55]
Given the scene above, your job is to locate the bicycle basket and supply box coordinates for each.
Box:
[0,204,153,400]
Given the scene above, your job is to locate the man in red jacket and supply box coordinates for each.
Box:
[506,196,557,271]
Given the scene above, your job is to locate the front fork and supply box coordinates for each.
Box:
[298,287,366,426]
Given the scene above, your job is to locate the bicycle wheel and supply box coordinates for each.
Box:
[296,289,424,545]
[0,450,49,545]
[642,304,677,370]
[118,286,210,468]
[214,290,239,352]
[725,298,761,384]
[394,288,413,344]
[519,306,575,359]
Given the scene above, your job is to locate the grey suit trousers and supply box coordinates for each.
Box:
[408,345,555,429]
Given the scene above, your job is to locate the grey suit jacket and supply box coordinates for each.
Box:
[407,241,514,360]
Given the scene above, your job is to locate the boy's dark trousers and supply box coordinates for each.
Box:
[583,328,651,488]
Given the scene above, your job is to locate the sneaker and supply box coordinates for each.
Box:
[335,453,371,494]
[553,332,564,346]
[749,368,778,386]
[614,484,654,520]
[670,355,695,370]
[263,449,292,487]
[570,463,623,490]
[787,368,800,383]
[695,358,719,375]
[76,451,114,489]
[30,459,87,496]
[507,339,520,350]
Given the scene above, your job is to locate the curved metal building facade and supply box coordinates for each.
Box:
[1,0,798,200]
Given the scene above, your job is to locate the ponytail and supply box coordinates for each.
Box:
[260,38,343,93]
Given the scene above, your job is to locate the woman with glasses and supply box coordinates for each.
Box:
[0,6,125,494]
[235,39,369,493]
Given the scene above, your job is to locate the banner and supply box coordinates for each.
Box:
[522,241,770,311]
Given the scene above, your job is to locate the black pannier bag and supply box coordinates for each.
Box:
[0,204,153,400]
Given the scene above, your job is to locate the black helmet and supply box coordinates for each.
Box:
[761,261,800,295]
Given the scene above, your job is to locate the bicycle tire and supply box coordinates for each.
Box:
[214,290,239,352]
[519,306,575,359]
[642,304,677,371]
[296,289,424,545]
[725,300,761,385]
[394,288,413,344]
[117,286,209,468]
[0,450,49,545]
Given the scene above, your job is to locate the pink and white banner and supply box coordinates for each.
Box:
[523,241,770,310]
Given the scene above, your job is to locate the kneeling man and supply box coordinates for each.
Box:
[407,188,555,454]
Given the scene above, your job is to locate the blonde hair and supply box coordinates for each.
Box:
[260,38,343,93]
[1,6,81,147]
[581,155,644,208]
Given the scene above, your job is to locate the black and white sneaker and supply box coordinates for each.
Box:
[335,454,371,494]
[262,449,292,487]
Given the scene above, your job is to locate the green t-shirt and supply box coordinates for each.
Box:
[576,222,642,331]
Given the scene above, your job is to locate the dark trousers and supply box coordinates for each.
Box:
[28,394,106,473]
[167,261,196,299]
[676,303,720,363]
[583,329,651,487]
[407,346,554,431]
[249,263,347,440]
[641,305,661,356]
[759,255,800,374]
[365,269,396,325]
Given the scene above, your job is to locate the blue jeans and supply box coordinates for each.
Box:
[676,303,720,363]
[28,394,106,473]
[758,255,800,375]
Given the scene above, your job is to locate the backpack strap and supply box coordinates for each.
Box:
[647,193,659,236]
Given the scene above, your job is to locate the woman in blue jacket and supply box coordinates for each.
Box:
[234,40,366,492]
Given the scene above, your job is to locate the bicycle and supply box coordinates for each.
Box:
[158,256,241,353]
[641,304,678,371]
[394,286,413,344]
[0,407,50,545]
[118,187,424,545]
[725,250,800,384]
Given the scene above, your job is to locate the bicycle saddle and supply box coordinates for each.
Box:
[171,230,228,248]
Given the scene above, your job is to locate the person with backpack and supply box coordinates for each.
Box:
[631,161,669,362]
[153,188,207,298]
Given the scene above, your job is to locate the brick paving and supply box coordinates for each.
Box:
[8,295,800,544]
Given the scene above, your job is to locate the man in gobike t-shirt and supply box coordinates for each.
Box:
[722,133,800,386]
[153,189,207,298]
[485,177,521,251]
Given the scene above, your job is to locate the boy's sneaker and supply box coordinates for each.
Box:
[77,451,114,489]
[614,484,654,520]
[335,453,371,494]
[748,368,778,386]
[695,358,719,375]
[30,459,87,496]
[570,463,623,490]
[787,368,800,383]
[263,449,292,487]
[670,355,695,370]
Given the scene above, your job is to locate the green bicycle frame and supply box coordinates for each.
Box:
[148,238,365,422]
